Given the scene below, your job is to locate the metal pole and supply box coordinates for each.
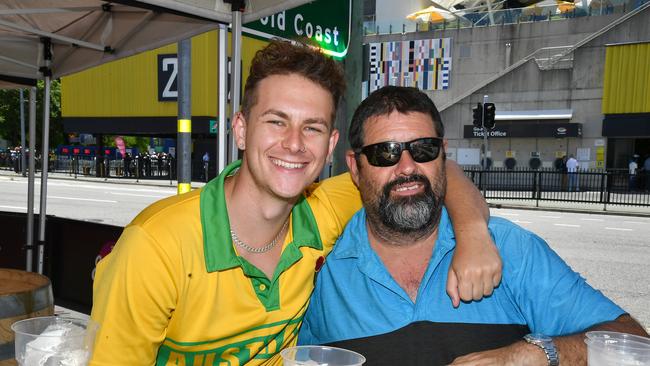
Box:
[229,3,244,163]
[20,89,27,177]
[26,87,37,272]
[482,95,489,171]
[218,24,228,174]
[177,38,192,195]
[37,38,52,275]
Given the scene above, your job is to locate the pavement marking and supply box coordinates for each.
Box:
[512,220,532,224]
[49,195,118,203]
[0,205,25,210]
[623,221,645,225]
[109,192,171,198]
[495,212,519,216]
[540,215,562,219]
[553,223,580,228]
[580,218,604,222]
[605,227,633,231]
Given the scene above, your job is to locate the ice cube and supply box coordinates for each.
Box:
[21,320,89,366]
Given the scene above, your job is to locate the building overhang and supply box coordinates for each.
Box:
[602,113,650,137]
[495,109,573,121]
[464,122,582,138]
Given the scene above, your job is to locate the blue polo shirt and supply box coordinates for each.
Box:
[298,208,625,365]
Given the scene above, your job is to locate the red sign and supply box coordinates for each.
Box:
[62,148,69,154]
[73,148,80,154]
[84,148,91,155]
[105,149,111,155]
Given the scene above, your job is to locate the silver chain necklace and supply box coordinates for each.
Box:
[230,219,289,254]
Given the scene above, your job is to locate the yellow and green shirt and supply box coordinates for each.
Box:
[90,160,361,366]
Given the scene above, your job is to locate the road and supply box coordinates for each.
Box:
[491,207,650,332]
[0,175,176,226]
[1,175,649,330]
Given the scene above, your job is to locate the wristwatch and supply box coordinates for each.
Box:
[524,333,559,366]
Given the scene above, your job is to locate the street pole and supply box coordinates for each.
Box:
[20,89,26,177]
[177,38,192,195]
[482,95,489,171]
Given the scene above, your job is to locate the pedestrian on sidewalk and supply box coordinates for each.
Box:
[123,153,132,177]
[643,154,650,192]
[629,156,638,191]
[566,154,579,191]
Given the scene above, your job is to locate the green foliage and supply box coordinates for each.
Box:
[0,80,63,149]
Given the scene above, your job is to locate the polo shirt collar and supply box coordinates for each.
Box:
[332,206,456,260]
[200,160,323,273]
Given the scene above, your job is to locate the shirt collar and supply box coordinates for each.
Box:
[200,160,323,272]
[332,206,456,260]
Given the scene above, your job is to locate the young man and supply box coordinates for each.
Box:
[298,86,648,365]
[90,42,500,365]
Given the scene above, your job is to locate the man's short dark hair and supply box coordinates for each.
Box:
[348,86,444,149]
[241,39,345,123]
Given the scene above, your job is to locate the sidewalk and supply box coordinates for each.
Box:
[487,198,650,217]
[2,168,650,217]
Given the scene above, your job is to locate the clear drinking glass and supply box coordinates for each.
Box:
[12,316,98,366]
[281,345,366,366]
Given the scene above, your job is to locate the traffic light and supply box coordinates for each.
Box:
[472,103,483,128]
[483,103,496,129]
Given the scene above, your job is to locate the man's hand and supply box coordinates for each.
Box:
[449,341,547,366]
[447,224,502,307]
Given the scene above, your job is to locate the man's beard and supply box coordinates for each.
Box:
[362,171,446,243]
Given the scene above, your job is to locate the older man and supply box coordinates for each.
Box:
[298,86,648,366]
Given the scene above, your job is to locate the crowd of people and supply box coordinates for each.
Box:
[121,151,174,178]
[0,146,41,172]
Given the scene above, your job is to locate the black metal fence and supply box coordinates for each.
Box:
[463,168,650,208]
[0,154,219,182]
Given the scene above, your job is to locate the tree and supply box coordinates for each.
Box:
[0,80,64,150]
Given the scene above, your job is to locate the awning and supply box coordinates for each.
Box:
[0,0,312,81]
[495,109,573,121]
[464,122,582,138]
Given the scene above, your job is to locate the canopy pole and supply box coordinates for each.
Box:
[26,87,37,272]
[218,24,227,174]
[37,37,52,275]
[20,89,26,176]
[229,0,245,163]
[177,38,192,194]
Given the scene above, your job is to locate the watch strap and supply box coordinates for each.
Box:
[524,333,559,366]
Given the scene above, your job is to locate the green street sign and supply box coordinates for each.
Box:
[244,0,351,59]
[209,120,218,134]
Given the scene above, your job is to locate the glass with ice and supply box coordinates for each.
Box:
[280,345,366,366]
[585,331,650,366]
[11,316,98,366]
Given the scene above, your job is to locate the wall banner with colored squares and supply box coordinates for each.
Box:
[368,38,452,92]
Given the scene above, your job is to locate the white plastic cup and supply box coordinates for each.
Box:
[585,331,650,366]
[11,316,98,366]
[281,345,366,366]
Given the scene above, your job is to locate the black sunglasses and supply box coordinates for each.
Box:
[354,137,443,167]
